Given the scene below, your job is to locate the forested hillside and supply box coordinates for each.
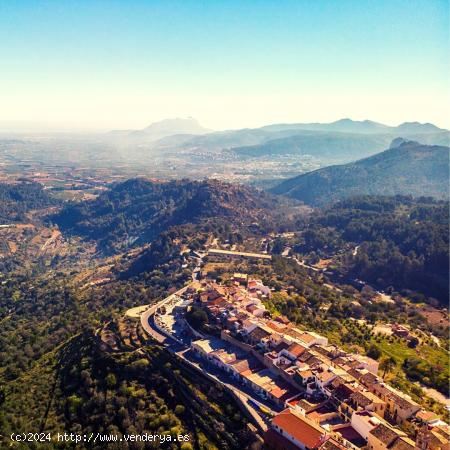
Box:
[53,178,287,253]
[271,141,449,205]
[0,181,58,223]
[291,196,449,303]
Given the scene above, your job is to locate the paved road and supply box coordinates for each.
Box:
[139,285,190,344]
[128,281,270,432]
[176,349,270,431]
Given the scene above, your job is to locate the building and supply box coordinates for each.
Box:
[415,425,450,450]
[367,423,406,450]
[370,383,420,425]
[265,408,328,450]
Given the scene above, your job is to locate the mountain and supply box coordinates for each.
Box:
[260,118,447,135]
[53,178,281,252]
[108,117,211,143]
[270,141,450,206]
[232,131,391,162]
[260,118,391,134]
[183,120,448,160]
[104,118,447,166]
[396,122,443,134]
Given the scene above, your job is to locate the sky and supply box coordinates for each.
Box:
[0,0,449,132]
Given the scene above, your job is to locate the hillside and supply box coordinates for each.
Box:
[232,131,390,162]
[271,141,449,206]
[0,181,58,223]
[286,196,449,304]
[53,178,282,252]
[232,129,449,162]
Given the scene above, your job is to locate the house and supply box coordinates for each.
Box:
[302,331,328,347]
[269,383,301,407]
[209,348,239,372]
[229,357,264,381]
[318,439,347,450]
[351,410,383,441]
[415,425,449,450]
[246,324,273,346]
[349,368,380,389]
[191,338,224,359]
[344,390,386,417]
[392,324,410,338]
[332,423,367,448]
[367,423,406,450]
[414,410,442,426]
[371,383,420,425]
[246,303,266,317]
[266,319,288,333]
[294,369,315,387]
[281,342,308,361]
[247,278,271,297]
[314,368,338,394]
[265,408,328,450]
[353,354,379,375]
[232,272,248,284]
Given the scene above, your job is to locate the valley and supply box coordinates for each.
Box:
[2,2,449,448]
[0,120,448,450]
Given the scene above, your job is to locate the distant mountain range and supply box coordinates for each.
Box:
[270,141,450,206]
[259,118,445,134]
[106,118,448,165]
[229,120,449,162]
[100,118,449,170]
[108,117,211,143]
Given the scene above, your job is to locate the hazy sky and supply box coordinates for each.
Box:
[0,0,448,131]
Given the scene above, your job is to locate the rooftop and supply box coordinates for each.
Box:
[272,409,327,449]
[370,423,403,446]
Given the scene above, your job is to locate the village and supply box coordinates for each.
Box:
[151,270,449,450]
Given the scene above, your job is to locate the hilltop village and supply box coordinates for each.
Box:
[166,273,450,450]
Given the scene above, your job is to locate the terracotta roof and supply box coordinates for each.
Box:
[240,368,253,377]
[297,369,313,379]
[316,370,336,383]
[272,409,327,449]
[370,423,401,446]
[266,320,286,332]
[415,410,440,423]
[274,315,290,324]
[299,333,317,343]
[430,429,450,445]
[287,342,307,357]
[435,423,450,438]
[378,384,420,411]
